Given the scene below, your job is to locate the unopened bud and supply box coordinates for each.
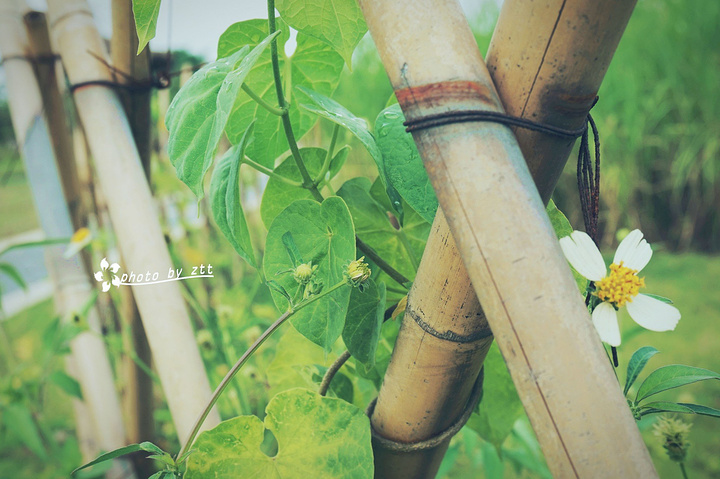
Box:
[293,262,317,284]
[653,415,692,463]
[346,256,371,287]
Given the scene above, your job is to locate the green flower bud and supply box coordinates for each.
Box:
[346,256,371,287]
[293,262,317,284]
[653,415,692,463]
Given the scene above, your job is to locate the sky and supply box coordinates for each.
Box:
[1,0,500,99]
[23,0,498,60]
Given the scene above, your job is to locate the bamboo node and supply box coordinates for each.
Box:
[366,368,484,452]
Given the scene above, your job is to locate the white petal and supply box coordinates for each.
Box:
[592,302,622,346]
[109,263,120,273]
[100,257,109,271]
[559,231,606,282]
[94,271,104,282]
[63,243,82,259]
[102,281,111,292]
[614,230,652,272]
[112,276,121,287]
[627,293,680,332]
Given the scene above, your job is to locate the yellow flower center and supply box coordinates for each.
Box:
[595,261,645,307]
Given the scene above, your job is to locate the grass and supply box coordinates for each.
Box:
[619,251,720,478]
[0,299,82,479]
[0,164,40,238]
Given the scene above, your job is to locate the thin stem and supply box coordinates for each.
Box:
[242,84,285,116]
[385,285,408,295]
[357,237,410,286]
[242,156,302,187]
[397,229,419,271]
[177,279,349,459]
[319,350,352,396]
[314,124,340,185]
[680,462,689,479]
[267,0,320,198]
[266,0,408,286]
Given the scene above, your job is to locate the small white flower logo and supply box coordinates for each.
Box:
[94,257,121,292]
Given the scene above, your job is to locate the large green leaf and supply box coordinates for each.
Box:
[165,34,276,198]
[342,279,385,366]
[467,343,524,451]
[132,0,161,54]
[375,104,437,223]
[3,403,47,460]
[49,371,83,400]
[263,197,355,350]
[267,327,338,397]
[636,364,720,402]
[338,177,426,283]
[185,388,373,478]
[209,124,257,267]
[276,0,367,68]
[624,346,659,396]
[298,86,403,217]
[546,200,587,293]
[218,19,344,168]
[260,147,325,228]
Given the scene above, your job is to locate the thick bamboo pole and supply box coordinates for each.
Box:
[360,1,656,478]
[371,5,641,477]
[46,0,220,444]
[0,2,131,473]
[110,1,156,464]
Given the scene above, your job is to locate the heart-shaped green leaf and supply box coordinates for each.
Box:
[209,123,257,267]
[263,197,355,350]
[275,0,367,68]
[338,177,427,283]
[260,148,323,227]
[185,388,373,478]
[218,19,344,168]
[343,278,385,366]
[375,104,437,224]
[467,343,524,451]
[298,86,404,218]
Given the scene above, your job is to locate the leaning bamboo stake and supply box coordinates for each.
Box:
[0,2,131,473]
[110,0,156,462]
[46,0,219,444]
[360,1,656,477]
[371,3,641,477]
[22,11,84,229]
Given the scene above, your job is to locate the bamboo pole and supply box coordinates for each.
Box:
[360,1,656,478]
[46,0,220,444]
[110,1,156,466]
[22,11,84,229]
[0,2,131,474]
[111,0,152,179]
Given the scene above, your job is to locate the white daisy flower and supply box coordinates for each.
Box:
[559,229,680,346]
[63,227,92,259]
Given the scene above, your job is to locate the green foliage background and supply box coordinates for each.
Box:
[0,0,718,478]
